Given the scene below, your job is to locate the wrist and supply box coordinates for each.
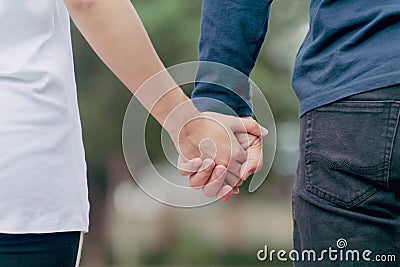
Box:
[163,101,202,141]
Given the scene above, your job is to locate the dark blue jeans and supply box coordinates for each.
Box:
[293,86,400,266]
[0,232,81,267]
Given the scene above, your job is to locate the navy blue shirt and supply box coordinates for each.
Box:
[192,0,400,116]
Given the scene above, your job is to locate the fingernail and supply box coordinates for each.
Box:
[203,158,213,169]
[239,162,248,178]
[222,185,232,196]
[216,166,226,177]
[261,126,269,136]
[198,159,208,172]
[233,187,240,194]
[217,185,233,201]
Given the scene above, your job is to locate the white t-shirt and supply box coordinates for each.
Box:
[0,0,89,233]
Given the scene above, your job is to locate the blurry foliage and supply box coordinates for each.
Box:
[71,0,309,265]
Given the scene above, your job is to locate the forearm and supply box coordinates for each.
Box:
[65,0,199,133]
[193,0,272,116]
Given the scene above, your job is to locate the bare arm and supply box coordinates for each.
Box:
[64,0,267,181]
[64,0,196,130]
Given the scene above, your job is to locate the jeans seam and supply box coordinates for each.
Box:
[304,112,313,191]
[383,103,392,189]
[386,103,400,189]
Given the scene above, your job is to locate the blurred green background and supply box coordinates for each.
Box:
[71,0,309,266]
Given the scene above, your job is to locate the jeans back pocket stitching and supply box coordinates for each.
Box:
[304,105,390,209]
[306,153,382,208]
[306,183,378,208]
[308,153,386,175]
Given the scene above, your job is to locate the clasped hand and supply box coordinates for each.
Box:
[173,112,267,201]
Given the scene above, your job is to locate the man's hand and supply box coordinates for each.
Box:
[236,132,263,181]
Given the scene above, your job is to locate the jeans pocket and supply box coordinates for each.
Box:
[304,100,398,208]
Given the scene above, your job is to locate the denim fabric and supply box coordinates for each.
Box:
[193,0,400,117]
[293,85,400,266]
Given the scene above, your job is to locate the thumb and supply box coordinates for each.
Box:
[232,117,268,137]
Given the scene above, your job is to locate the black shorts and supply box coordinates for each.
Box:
[0,231,83,267]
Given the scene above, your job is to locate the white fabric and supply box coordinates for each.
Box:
[0,0,89,233]
[75,232,84,267]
